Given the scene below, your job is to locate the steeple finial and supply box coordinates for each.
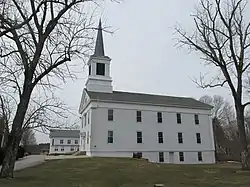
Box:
[93,19,105,57]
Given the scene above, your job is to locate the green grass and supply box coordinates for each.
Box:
[1,157,250,187]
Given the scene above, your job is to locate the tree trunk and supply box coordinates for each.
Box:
[0,83,33,178]
[236,104,250,170]
[0,133,21,178]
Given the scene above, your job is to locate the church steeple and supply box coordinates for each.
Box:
[93,19,105,57]
[85,19,113,93]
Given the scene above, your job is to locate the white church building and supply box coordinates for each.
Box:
[78,20,215,164]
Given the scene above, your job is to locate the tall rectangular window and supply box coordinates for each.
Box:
[136,111,142,122]
[178,133,183,144]
[177,113,181,124]
[159,152,164,162]
[75,140,78,144]
[108,109,113,121]
[60,139,63,144]
[198,152,203,161]
[195,114,199,125]
[108,130,113,143]
[89,65,91,75]
[52,139,54,146]
[158,132,164,143]
[96,63,105,75]
[179,152,184,162]
[67,140,71,144]
[157,112,163,123]
[196,133,201,144]
[137,131,142,143]
[61,147,64,152]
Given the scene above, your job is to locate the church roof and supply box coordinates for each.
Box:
[93,19,105,57]
[85,90,213,110]
[49,129,80,138]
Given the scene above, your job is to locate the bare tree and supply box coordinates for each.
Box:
[176,0,250,169]
[21,128,36,146]
[0,0,110,178]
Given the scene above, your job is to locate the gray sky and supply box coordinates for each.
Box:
[36,0,233,143]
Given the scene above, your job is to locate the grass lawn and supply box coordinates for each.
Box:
[1,157,250,187]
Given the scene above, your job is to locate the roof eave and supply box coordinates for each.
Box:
[90,99,213,110]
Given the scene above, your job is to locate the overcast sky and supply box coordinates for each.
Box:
[36,0,233,143]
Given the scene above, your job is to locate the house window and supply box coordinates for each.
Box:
[136,111,142,122]
[67,140,71,144]
[54,148,58,151]
[196,133,201,144]
[179,152,184,162]
[89,65,91,75]
[108,130,113,143]
[137,131,142,143]
[70,147,74,151]
[157,112,163,123]
[158,132,164,144]
[108,109,113,121]
[159,152,164,162]
[133,152,142,158]
[96,63,105,76]
[52,139,54,146]
[198,152,203,161]
[176,113,181,124]
[195,114,199,125]
[60,139,64,144]
[87,112,90,124]
[61,147,64,152]
[178,133,183,144]
[75,140,78,144]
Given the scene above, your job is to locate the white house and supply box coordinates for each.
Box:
[78,20,215,164]
[49,129,80,154]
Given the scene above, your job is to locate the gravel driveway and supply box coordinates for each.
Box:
[0,155,45,171]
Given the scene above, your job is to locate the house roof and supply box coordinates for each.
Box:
[49,129,80,138]
[85,89,213,110]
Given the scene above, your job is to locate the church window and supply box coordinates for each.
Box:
[108,109,113,121]
[108,130,113,143]
[96,63,105,75]
[89,65,91,75]
[136,111,142,122]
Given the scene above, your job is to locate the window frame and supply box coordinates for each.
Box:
[198,152,203,161]
[89,65,91,75]
[75,140,78,144]
[178,132,183,144]
[157,112,163,123]
[108,130,113,143]
[61,147,64,152]
[136,111,142,122]
[137,131,142,143]
[70,147,74,151]
[96,63,105,76]
[108,109,113,121]
[176,113,182,124]
[67,139,71,144]
[60,139,64,144]
[158,132,164,144]
[159,152,164,162]
[54,148,58,152]
[52,139,54,146]
[194,114,199,125]
[196,133,201,144]
[179,152,184,162]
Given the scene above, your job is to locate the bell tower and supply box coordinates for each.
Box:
[85,20,113,93]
